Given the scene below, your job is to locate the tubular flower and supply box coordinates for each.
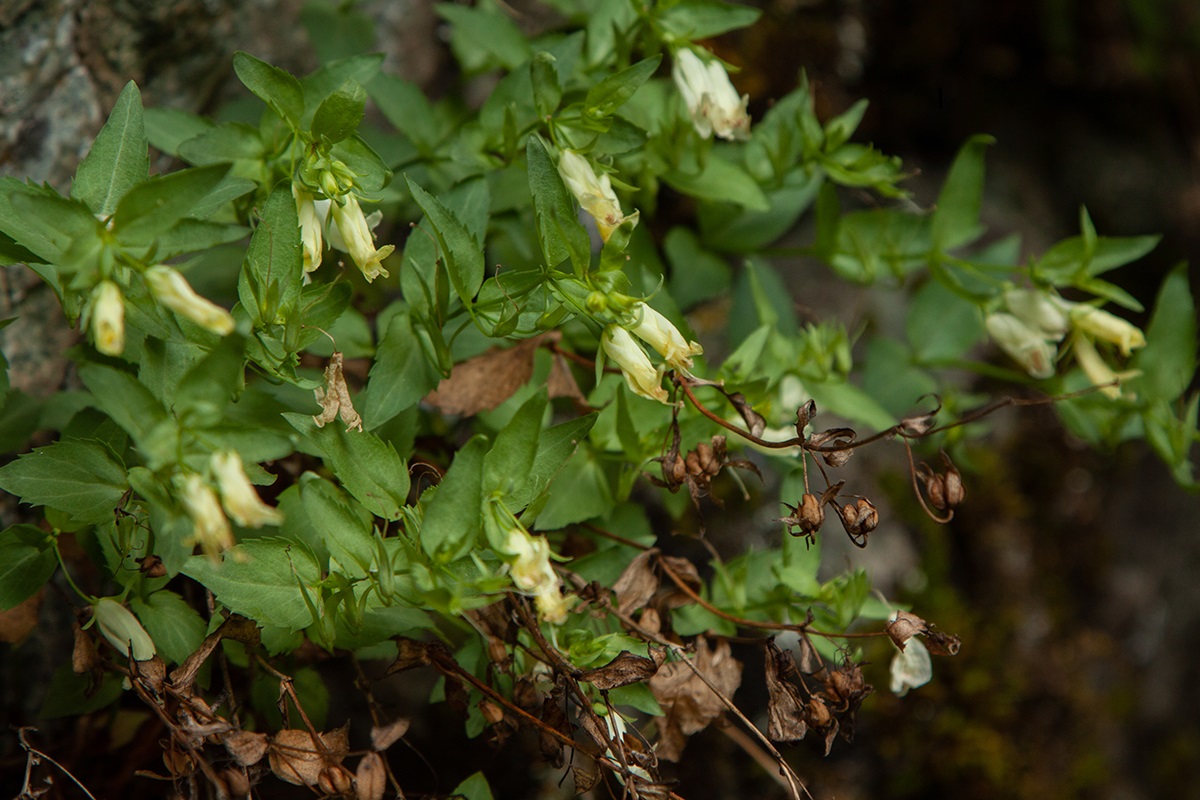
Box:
[556,150,638,242]
[1067,304,1146,356]
[179,472,234,558]
[92,597,156,661]
[602,325,669,404]
[144,265,235,335]
[293,183,324,273]
[889,637,932,696]
[90,280,125,356]
[1003,288,1069,339]
[1072,335,1126,399]
[330,194,394,282]
[672,49,752,141]
[985,312,1058,379]
[211,451,283,528]
[627,302,703,372]
[504,527,569,624]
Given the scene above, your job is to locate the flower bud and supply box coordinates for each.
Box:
[672,49,752,141]
[90,280,125,356]
[601,325,668,404]
[330,194,394,282]
[557,150,638,243]
[92,597,156,660]
[211,451,284,528]
[1003,288,1069,339]
[985,312,1057,379]
[627,302,703,372]
[1072,335,1123,399]
[179,473,234,557]
[1068,304,1146,355]
[144,266,235,335]
[292,183,324,273]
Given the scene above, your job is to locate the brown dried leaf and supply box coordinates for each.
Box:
[425,333,555,416]
[132,656,167,696]
[313,352,363,432]
[369,718,410,752]
[170,614,260,691]
[658,555,702,609]
[0,591,41,645]
[581,650,661,690]
[547,350,586,405]
[612,548,660,616]
[268,726,349,787]
[795,635,822,674]
[539,685,570,767]
[384,637,432,676]
[728,392,766,438]
[764,642,808,743]
[925,629,962,656]
[72,619,100,675]
[886,610,928,651]
[224,731,269,767]
[355,752,386,800]
[647,637,743,761]
[572,764,600,793]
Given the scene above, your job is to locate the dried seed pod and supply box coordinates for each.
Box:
[318,764,354,796]
[853,499,878,534]
[925,472,947,511]
[479,700,505,726]
[799,493,825,532]
[925,629,962,656]
[795,399,818,434]
[666,453,687,484]
[822,449,852,468]
[137,554,167,578]
[487,636,509,665]
[841,502,859,527]
[222,768,251,799]
[942,458,965,508]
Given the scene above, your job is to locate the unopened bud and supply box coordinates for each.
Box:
[92,597,156,661]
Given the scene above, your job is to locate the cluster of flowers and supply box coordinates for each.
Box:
[986,289,1146,397]
[179,451,284,558]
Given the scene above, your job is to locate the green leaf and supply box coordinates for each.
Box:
[367,74,442,149]
[451,772,494,800]
[282,413,408,520]
[666,154,770,211]
[906,278,986,362]
[311,81,367,144]
[526,136,591,273]
[297,473,375,578]
[484,390,547,500]
[0,525,57,609]
[129,590,207,665]
[1133,265,1197,402]
[436,2,532,72]
[233,52,304,127]
[182,538,322,631]
[531,52,562,117]
[585,56,661,118]
[806,379,896,432]
[79,363,169,450]
[362,311,442,427]
[534,446,613,529]
[508,413,597,512]
[144,107,214,157]
[420,435,488,561]
[177,122,266,165]
[657,0,761,38]
[112,164,231,243]
[931,134,993,252]
[173,335,246,426]
[406,177,485,307]
[0,440,128,526]
[72,81,149,217]
[6,191,103,270]
[239,183,303,327]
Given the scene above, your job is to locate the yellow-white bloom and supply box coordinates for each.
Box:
[602,325,669,404]
[1067,304,1146,356]
[211,451,283,528]
[504,527,569,624]
[889,637,932,696]
[556,150,638,242]
[293,183,324,273]
[90,280,125,356]
[985,312,1058,379]
[1003,289,1069,339]
[179,472,234,558]
[330,194,394,282]
[672,49,752,141]
[627,302,703,372]
[92,597,156,660]
[144,266,235,335]
[1072,335,1126,399]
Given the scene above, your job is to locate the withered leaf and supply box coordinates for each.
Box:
[581,650,661,690]
[647,637,743,761]
[612,548,660,616]
[764,642,808,743]
[384,637,432,676]
[369,718,410,752]
[132,656,167,696]
[794,634,822,674]
[925,629,962,656]
[72,619,100,675]
[313,351,363,432]
[268,726,349,787]
[170,615,260,691]
[658,555,702,609]
[0,591,41,645]
[355,752,386,800]
[572,764,600,793]
[547,351,586,407]
[728,392,766,438]
[539,685,570,767]
[224,730,269,766]
[425,333,557,416]
[886,610,928,651]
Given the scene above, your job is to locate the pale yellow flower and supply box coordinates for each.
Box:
[602,325,669,403]
[90,280,125,356]
[1003,289,1069,339]
[179,473,234,557]
[985,312,1058,379]
[293,183,324,273]
[211,451,283,528]
[1068,304,1146,356]
[556,150,638,242]
[504,528,569,624]
[92,597,156,660]
[1072,335,1125,399]
[627,302,703,372]
[330,194,394,282]
[672,49,751,141]
[144,266,235,335]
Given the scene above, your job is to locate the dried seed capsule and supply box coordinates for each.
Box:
[854,499,878,534]
[943,463,965,508]
[925,474,947,511]
[799,493,825,533]
[795,399,817,434]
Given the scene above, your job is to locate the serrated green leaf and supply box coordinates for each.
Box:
[0,440,127,525]
[72,81,149,217]
[282,413,408,520]
[129,590,206,665]
[233,52,304,127]
[301,54,383,118]
[239,184,302,327]
[526,136,591,273]
[173,335,246,425]
[0,525,57,610]
[531,52,562,117]
[6,191,102,269]
[406,177,484,307]
[420,434,488,560]
[311,81,367,144]
[931,134,992,251]
[182,538,322,631]
[362,311,442,427]
[509,413,597,512]
[533,447,612,529]
[297,473,375,578]
[483,390,547,499]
